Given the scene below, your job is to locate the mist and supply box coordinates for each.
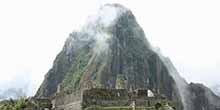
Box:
[211,85,220,97]
[0,88,26,100]
[0,72,33,99]
[152,48,191,110]
[76,4,128,56]
[0,0,220,99]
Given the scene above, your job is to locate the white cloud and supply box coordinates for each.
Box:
[0,0,220,96]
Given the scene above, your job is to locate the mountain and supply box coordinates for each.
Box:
[161,56,220,110]
[188,83,220,110]
[0,88,26,100]
[36,4,220,110]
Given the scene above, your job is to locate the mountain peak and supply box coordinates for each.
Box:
[36,4,157,98]
[36,4,220,110]
[84,3,133,30]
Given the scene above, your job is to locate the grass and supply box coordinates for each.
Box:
[85,105,155,110]
[103,106,154,109]
[61,46,92,91]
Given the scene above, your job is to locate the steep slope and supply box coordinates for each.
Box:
[188,83,220,110]
[161,56,220,110]
[36,4,220,110]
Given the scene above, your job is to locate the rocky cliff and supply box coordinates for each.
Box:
[36,4,220,110]
[188,83,220,110]
[161,56,220,110]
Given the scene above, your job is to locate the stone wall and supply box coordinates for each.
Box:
[81,88,162,110]
[51,91,81,110]
[23,97,52,110]
[82,88,129,109]
[51,88,166,110]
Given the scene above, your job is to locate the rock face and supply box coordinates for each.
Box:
[81,88,174,110]
[161,57,220,110]
[188,83,220,110]
[36,4,220,110]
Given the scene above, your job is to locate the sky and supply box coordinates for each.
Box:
[0,0,219,96]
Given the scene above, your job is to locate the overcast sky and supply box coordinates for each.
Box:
[0,0,219,96]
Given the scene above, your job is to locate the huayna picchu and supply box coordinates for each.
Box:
[32,3,220,110]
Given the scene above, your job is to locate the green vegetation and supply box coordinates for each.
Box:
[84,105,155,110]
[84,99,174,110]
[62,46,92,91]
[116,74,125,89]
[0,97,26,110]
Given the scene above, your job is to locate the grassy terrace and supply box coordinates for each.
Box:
[85,105,156,110]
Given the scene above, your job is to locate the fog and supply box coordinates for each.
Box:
[0,0,220,98]
[0,88,26,100]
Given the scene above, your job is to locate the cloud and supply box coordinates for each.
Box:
[0,88,26,100]
[0,71,32,99]
[0,0,220,97]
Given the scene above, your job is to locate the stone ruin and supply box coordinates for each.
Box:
[50,88,166,110]
[24,97,52,110]
[81,88,165,110]
[22,88,169,110]
[50,90,81,110]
